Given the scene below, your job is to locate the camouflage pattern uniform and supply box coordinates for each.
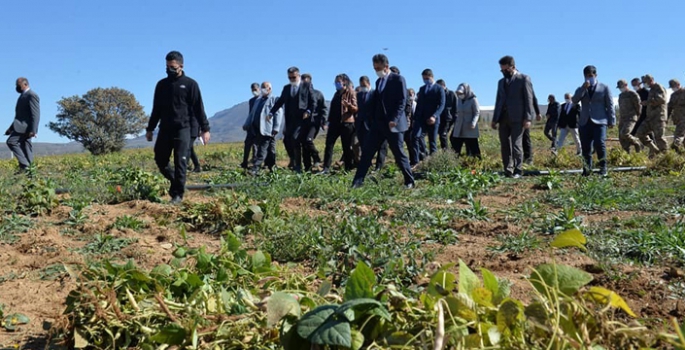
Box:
[636,83,668,155]
[668,88,685,150]
[618,89,642,152]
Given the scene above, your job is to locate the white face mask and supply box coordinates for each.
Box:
[457,93,465,99]
[619,87,627,93]
[261,88,269,96]
[291,79,300,86]
[565,98,572,104]
[376,69,388,79]
[252,90,259,97]
[673,87,680,92]
[361,87,370,92]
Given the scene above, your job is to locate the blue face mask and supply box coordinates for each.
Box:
[335,82,344,91]
[423,79,431,85]
[587,77,597,85]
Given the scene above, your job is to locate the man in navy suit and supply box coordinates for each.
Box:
[411,69,445,166]
[572,65,615,177]
[352,54,414,189]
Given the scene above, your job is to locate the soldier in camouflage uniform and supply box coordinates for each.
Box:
[668,79,685,152]
[635,75,668,157]
[616,79,642,153]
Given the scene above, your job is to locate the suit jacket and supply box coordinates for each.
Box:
[572,82,615,126]
[356,89,374,130]
[312,89,328,128]
[11,89,40,134]
[493,73,535,123]
[370,73,408,133]
[243,95,283,137]
[270,82,317,121]
[557,102,581,129]
[546,101,561,121]
[441,89,457,123]
[414,83,446,125]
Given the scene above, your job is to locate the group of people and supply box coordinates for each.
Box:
[239,60,485,181]
[7,50,683,203]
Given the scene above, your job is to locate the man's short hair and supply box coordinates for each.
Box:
[251,82,260,90]
[669,79,680,87]
[564,92,572,99]
[436,79,446,86]
[548,94,555,101]
[287,66,300,74]
[373,54,389,66]
[631,78,642,85]
[421,69,433,77]
[408,88,415,95]
[583,65,597,76]
[389,66,400,74]
[301,73,312,82]
[359,76,370,85]
[499,55,515,67]
[643,74,654,81]
[165,51,184,64]
[17,77,28,85]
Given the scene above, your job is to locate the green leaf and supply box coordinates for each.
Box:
[296,305,352,348]
[224,232,242,253]
[472,287,494,307]
[251,251,268,270]
[550,228,587,250]
[531,264,593,296]
[150,323,187,345]
[524,302,549,325]
[3,313,29,331]
[267,292,301,328]
[496,299,524,336]
[481,268,499,301]
[317,280,332,297]
[584,286,637,317]
[385,331,414,345]
[247,205,264,222]
[151,264,172,276]
[350,329,365,350]
[428,271,456,297]
[445,295,477,321]
[172,247,187,258]
[344,261,375,301]
[459,259,480,296]
[336,299,387,321]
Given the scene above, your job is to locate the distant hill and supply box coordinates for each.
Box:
[0,102,548,158]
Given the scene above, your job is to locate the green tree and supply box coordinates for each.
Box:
[49,87,147,155]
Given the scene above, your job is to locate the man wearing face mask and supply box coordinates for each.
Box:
[322,74,358,173]
[301,73,327,172]
[5,77,39,174]
[492,55,535,178]
[635,74,668,157]
[353,54,414,189]
[668,79,685,152]
[146,51,211,204]
[555,93,582,155]
[630,78,651,145]
[404,88,418,164]
[268,66,317,173]
[355,76,387,171]
[616,80,643,153]
[571,65,615,177]
[411,69,445,166]
[544,95,561,151]
[248,82,283,175]
[240,83,261,169]
[437,79,457,150]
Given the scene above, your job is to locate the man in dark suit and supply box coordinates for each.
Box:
[6,77,40,173]
[301,73,326,171]
[437,79,456,150]
[523,94,541,164]
[492,55,535,178]
[240,83,260,169]
[572,65,615,176]
[411,69,445,166]
[544,94,561,150]
[353,54,414,188]
[269,66,317,173]
[355,75,387,172]
[555,92,582,155]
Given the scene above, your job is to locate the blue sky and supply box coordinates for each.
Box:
[1,0,683,143]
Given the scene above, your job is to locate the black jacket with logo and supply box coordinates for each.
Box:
[147,73,210,133]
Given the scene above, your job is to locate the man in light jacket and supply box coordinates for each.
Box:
[247,82,283,175]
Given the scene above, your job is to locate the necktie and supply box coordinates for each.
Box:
[566,103,572,114]
[379,77,386,92]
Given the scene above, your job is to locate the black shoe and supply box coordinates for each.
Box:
[319,168,330,175]
[523,158,533,165]
[582,169,591,177]
[170,196,183,205]
[504,172,514,178]
[192,166,202,173]
[600,168,608,177]
[351,181,363,189]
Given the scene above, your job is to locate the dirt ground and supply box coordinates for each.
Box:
[0,183,682,349]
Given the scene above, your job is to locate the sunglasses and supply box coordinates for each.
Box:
[288,76,298,81]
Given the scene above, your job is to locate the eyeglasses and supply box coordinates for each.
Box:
[288,76,297,81]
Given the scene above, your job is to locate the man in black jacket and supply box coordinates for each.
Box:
[301,73,326,171]
[240,83,260,169]
[437,79,456,150]
[146,51,210,204]
[545,94,561,150]
[630,78,651,150]
[269,66,317,173]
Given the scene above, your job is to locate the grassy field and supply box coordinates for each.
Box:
[0,124,684,349]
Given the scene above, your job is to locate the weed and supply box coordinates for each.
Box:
[77,234,137,255]
[537,202,582,235]
[459,193,490,221]
[534,169,563,190]
[488,230,541,255]
[0,214,33,244]
[416,149,461,173]
[110,215,147,231]
[16,179,59,215]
